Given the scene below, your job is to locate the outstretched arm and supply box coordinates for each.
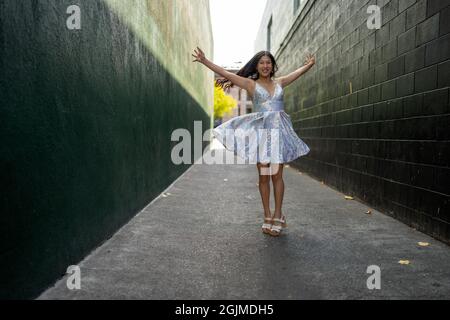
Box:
[277,53,316,88]
[192,47,253,92]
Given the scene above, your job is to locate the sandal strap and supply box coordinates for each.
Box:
[271,225,282,231]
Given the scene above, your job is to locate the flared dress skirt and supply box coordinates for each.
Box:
[212,110,310,164]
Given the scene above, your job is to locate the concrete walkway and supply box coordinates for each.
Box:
[39,139,450,300]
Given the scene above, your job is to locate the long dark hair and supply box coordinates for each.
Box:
[215,51,279,91]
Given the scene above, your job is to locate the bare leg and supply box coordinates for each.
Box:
[257,163,271,219]
[271,164,285,219]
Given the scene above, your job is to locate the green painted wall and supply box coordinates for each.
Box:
[0,0,213,299]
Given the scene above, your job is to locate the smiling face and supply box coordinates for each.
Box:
[257,55,273,78]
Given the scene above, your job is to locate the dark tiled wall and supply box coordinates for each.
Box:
[278,0,449,243]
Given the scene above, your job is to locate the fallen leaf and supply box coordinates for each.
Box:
[344,196,354,200]
[398,260,410,265]
[418,242,430,247]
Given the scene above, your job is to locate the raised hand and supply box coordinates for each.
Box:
[192,47,207,64]
[304,53,316,66]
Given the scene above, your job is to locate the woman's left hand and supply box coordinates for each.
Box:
[304,53,316,66]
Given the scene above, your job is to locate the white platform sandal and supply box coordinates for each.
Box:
[262,217,273,234]
[269,216,287,237]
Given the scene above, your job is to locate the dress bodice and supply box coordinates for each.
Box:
[251,81,284,112]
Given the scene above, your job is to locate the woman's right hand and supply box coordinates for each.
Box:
[192,47,207,64]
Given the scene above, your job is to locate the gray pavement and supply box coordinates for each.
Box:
[38,140,450,300]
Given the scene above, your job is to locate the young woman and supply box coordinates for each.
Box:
[192,48,315,237]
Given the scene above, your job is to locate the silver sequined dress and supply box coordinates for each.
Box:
[213,81,310,164]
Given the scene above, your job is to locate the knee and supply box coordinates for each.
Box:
[271,172,283,184]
